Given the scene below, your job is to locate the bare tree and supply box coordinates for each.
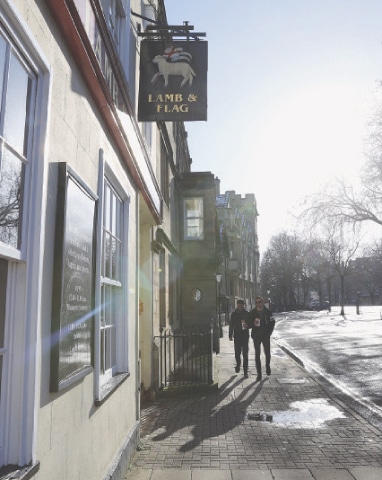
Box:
[356,240,382,304]
[0,169,21,247]
[299,90,382,231]
[260,232,304,310]
[301,239,332,307]
[321,221,360,315]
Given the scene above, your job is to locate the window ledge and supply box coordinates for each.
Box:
[95,372,130,407]
[0,461,40,480]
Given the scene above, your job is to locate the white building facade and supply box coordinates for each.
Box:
[0,0,189,478]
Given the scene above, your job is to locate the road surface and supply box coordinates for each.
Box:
[273,306,382,430]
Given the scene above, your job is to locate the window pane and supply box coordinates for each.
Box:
[0,35,6,117]
[3,51,31,155]
[0,258,7,399]
[0,148,24,247]
[105,328,116,371]
[185,198,203,217]
[104,284,111,370]
[111,237,117,279]
[0,259,6,348]
[187,219,203,238]
[100,283,117,373]
[112,237,121,280]
[115,196,122,238]
[109,323,116,369]
[100,285,106,372]
[102,231,111,277]
[184,197,204,239]
[111,192,117,234]
[103,181,122,281]
[104,183,111,232]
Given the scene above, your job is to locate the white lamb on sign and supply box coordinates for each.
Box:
[151,55,196,87]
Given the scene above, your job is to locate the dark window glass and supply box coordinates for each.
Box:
[4,51,31,156]
[0,30,35,250]
[0,148,24,247]
[0,35,6,116]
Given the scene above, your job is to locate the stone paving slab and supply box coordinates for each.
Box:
[350,466,382,479]
[123,468,382,480]
[151,470,192,480]
[310,468,355,480]
[231,470,272,480]
[123,326,382,480]
[271,469,314,479]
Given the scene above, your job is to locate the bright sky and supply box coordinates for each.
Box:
[164,0,382,255]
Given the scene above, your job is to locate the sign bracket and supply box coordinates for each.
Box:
[131,11,206,40]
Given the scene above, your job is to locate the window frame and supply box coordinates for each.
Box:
[160,134,170,206]
[0,1,51,468]
[100,0,129,69]
[183,196,204,240]
[94,151,130,405]
[0,25,37,259]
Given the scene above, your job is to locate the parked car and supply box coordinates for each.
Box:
[308,300,330,311]
[308,301,320,310]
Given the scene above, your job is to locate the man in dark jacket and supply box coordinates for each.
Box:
[249,296,275,382]
[229,299,250,378]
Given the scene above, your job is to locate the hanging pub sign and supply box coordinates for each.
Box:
[138,40,208,122]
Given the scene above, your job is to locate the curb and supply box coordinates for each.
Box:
[274,337,382,434]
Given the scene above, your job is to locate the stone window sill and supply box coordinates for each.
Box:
[95,372,130,407]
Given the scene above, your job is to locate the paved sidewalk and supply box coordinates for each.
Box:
[123,326,382,480]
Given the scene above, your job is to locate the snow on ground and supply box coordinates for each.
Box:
[275,305,382,324]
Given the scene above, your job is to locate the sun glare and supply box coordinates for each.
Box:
[250,82,370,196]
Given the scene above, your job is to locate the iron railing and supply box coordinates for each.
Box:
[155,327,214,388]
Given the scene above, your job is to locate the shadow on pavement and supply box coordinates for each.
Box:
[146,374,266,452]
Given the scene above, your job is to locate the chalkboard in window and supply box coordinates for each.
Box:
[50,163,97,392]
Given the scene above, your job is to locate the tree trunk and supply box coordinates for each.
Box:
[340,275,345,316]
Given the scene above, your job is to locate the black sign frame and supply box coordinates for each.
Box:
[50,163,97,392]
[138,40,208,122]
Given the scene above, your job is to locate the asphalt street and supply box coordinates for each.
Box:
[273,307,382,431]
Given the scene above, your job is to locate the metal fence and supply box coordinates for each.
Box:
[155,327,214,388]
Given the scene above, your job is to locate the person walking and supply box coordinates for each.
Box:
[229,299,250,378]
[249,296,275,382]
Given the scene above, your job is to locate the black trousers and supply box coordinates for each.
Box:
[252,334,271,375]
[234,339,249,373]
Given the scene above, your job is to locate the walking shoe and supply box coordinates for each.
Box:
[266,366,271,376]
[235,365,240,373]
[256,374,262,382]
[244,373,249,378]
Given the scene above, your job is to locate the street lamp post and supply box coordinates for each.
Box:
[216,273,223,338]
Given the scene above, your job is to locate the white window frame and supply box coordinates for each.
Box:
[94,151,130,403]
[0,23,36,260]
[184,197,204,240]
[0,0,50,468]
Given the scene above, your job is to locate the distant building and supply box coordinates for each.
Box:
[216,188,260,313]
[178,174,260,351]
[178,172,221,350]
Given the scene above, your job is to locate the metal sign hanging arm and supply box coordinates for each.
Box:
[131,11,206,40]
